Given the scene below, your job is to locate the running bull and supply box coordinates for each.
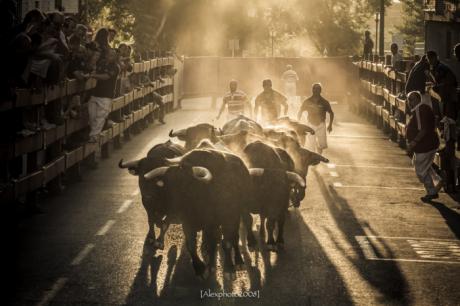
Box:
[118,140,186,249]
[143,147,253,279]
[243,140,305,251]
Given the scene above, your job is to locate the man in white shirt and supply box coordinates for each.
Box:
[282,64,300,115]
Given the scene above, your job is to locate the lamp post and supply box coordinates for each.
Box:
[269,28,276,57]
[379,0,385,56]
[375,13,379,56]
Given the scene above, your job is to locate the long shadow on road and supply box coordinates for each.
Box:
[428,201,460,239]
[313,169,412,305]
[125,212,354,305]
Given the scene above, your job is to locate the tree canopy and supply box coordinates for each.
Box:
[83,0,396,56]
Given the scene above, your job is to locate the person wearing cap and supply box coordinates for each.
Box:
[297,83,334,154]
[281,64,299,104]
[254,79,288,124]
[406,91,442,202]
[217,80,252,121]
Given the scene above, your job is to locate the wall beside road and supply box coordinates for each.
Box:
[182,56,358,99]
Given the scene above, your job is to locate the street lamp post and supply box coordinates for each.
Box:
[379,0,385,56]
[375,13,379,56]
[269,29,276,57]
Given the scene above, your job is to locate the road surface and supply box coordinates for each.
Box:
[13,98,460,306]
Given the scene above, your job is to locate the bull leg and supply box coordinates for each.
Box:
[276,210,286,250]
[242,213,256,248]
[232,235,244,270]
[259,214,266,240]
[202,226,218,273]
[183,223,209,280]
[222,227,237,280]
[143,200,157,245]
[154,216,169,250]
[266,217,276,251]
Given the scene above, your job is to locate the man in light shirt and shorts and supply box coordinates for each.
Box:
[297,83,334,154]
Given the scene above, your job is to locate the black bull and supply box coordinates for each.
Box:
[118,140,186,249]
[242,141,305,251]
[142,148,253,279]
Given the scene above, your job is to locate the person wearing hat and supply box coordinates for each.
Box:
[217,80,251,121]
[254,79,288,124]
[297,83,334,154]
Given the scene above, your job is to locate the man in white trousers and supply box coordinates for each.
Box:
[88,49,120,143]
[282,65,299,100]
[297,83,334,154]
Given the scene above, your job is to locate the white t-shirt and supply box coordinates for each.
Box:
[282,69,299,84]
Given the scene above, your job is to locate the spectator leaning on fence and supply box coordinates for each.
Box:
[87,48,120,142]
[390,43,403,72]
[406,91,443,202]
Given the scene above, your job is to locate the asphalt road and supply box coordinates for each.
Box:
[12,98,460,306]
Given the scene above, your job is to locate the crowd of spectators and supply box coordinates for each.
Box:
[0,4,170,145]
[361,31,460,194]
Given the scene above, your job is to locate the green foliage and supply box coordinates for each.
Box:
[396,0,424,55]
[79,0,396,56]
[295,0,389,56]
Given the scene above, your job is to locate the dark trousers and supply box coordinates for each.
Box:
[155,98,165,122]
[440,139,456,191]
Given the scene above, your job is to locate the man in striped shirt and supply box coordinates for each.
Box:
[217,80,252,121]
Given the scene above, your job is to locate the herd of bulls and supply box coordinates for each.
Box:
[118,115,329,280]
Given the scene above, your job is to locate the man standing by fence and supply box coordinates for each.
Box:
[407,91,443,202]
[297,83,334,154]
[88,48,120,143]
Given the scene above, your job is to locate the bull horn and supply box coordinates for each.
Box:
[192,166,212,183]
[144,166,170,180]
[249,168,265,176]
[118,158,141,169]
[165,156,182,165]
[286,171,306,188]
[169,128,186,137]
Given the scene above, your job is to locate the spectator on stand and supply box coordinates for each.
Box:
[390,43,403,72]
[94,28,110,53]
[117,43,133,94]
[406,91,443,202]
[63,16,76,39]
[72,24,88,46]
[363,30,374,60]
[87,48,120,142]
